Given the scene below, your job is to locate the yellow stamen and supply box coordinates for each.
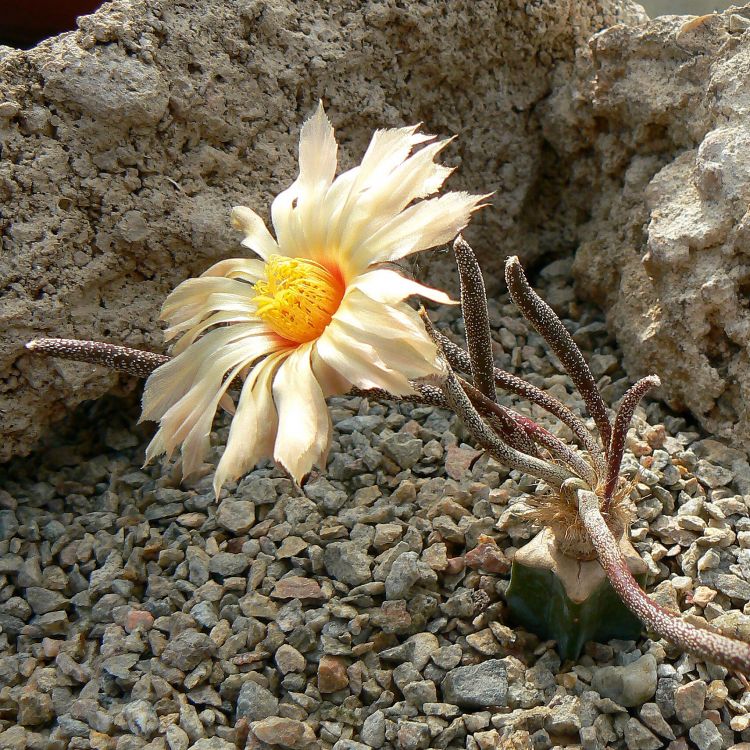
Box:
[253,255,344,344]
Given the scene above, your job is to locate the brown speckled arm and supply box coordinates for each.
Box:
[578,489,750,674]
[504,256,612,457]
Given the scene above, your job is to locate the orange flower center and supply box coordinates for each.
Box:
[252,255,344,344]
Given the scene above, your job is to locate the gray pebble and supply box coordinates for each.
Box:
[380,632,439,671]
[323,541,372,586]
[57,715,89,737]
[591,654,657,708]
[361,710,386,748]
[275,644,306,674]
[215,499,255,535]
[638,702,675,740]
[674,680,706,727]
[190,601,219,629]
[17,692,54,726]
[384,551,437,600]
[442,659,508,708]
[381,433,423,469]
[190,739,237,750]
[623,718,662,750]
[25,587,68,615]
[160,629,217,671]
[166,724,190,750]
[236,679,279,721]
[123,699,159,738]
[688,719,723,750]
[207,552,250,576]
[0,511,18,541]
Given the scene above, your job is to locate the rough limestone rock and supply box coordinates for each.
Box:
[0,0,644,462]
[560,7,750,452]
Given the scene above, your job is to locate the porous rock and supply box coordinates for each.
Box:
[565,8,750,452]
[1,0,645,461]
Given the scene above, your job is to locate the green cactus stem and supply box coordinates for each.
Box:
[505,528,648,660]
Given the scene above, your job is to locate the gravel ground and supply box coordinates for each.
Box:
[2,257,750,750]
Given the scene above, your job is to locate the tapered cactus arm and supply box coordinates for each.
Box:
[433,329,605,469]
[512,413,599,486]
[26,338,457,418]
[440,360,573,489]
[453,235,497,402]
[603,376,661,509]
[504,256,612,456]
[462,380,599,484]
[458,378,539,457]
[26,338,169,378]
[578,489,750,673]
[351,383,450,409]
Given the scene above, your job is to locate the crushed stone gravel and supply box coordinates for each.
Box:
[1,257,749,749]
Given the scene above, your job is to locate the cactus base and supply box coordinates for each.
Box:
[506,528,648,660]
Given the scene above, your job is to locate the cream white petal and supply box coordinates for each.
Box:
[298,102,338,194]
[272,343,331,483]
[353,125,433,194]
[349,191,487,269]
[332,291,442,380]
[230,206,279,260]
[310,347,352,397]
[142,327,242,425]
[351,268,456,306]
[269,105,338,261]
[164,294,262,343]
[296,105,345,263]
[337,288,437,350]
[161,277,256,326]
[366,138,455,213]
[178,359,246,477]
[149,328,287,478]
[141,325,285,430]
[170,313,267,354]
[202,257,267,283]
[213,351,285,497]
[270,181,304,258]
[336,140,454,258]
[315,319,415,395]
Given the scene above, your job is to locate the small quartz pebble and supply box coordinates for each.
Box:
[318,655,349,693]
[674,680,707,727]
[271,576,325,602]
[275,644,306,674]
[124,609,155,633]
[252,717,317,749]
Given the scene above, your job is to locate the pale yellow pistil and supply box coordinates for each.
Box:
[253,255,344,344]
